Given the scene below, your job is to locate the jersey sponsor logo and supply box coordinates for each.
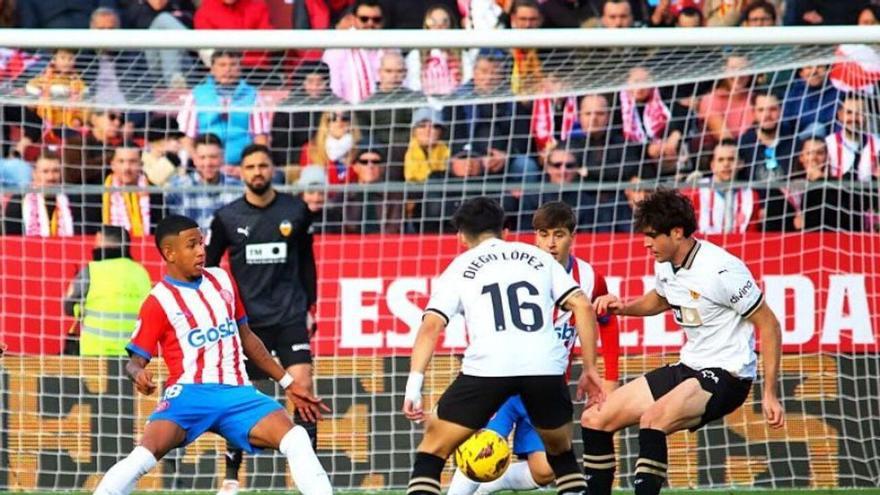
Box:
[279,220,293,237]
[237,226,250,238]
[671,305,703,327]
[186,317,238,348]
[245,242,287,264]
[555,322,576,348]
[729,280,754,304]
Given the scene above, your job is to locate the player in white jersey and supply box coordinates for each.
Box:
[93,215,333,495]
[580,190,785,495]
[447,201,621,495]
[402,197,605,495]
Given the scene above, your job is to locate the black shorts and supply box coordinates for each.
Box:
[644,363,752,431]
[246,321,312,380]
[436,374,573,430]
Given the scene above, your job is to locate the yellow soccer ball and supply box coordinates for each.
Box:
[454,429,511,482]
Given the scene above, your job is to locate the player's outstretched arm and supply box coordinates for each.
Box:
[125,356,157,396]
[747,301,785,429]
[402,312,446,423]
[239,323,330,422]
[594,289,670,317]
[562,290,605,409]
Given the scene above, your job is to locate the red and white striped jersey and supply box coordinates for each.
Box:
[688,184,761,234]
[127,267,250,387]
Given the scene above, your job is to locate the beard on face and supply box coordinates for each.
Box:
[245,179,271,196]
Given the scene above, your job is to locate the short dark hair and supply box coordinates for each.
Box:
[741,0,776,24]
[749,90,780,106]
[211,49,242,64]
[633,189,697,238]
[510,0,541,15]
[194,133,223,149]
[100,225,129,246]
[452,197,506,239]
[354,0,382,13]
[240,143,272,164]
[155,215,200,255]
[677,6,703,24]
[532,201,576,233]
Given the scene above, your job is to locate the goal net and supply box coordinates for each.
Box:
[0,27,878,491]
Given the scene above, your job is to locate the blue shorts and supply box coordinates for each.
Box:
[148,384,283,453]
[485,395,544,456]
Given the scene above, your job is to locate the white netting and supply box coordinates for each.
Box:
[0,29,879,491]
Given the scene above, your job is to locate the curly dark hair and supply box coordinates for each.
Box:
[633,189,697,238]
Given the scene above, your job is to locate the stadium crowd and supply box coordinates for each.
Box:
[0,0,879,235]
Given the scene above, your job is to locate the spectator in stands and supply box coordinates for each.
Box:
[62,225,151,356]
[447,54,535,182]
[508,0,545,96]
[791,0,868,26]
[301,110,361,184]
[358,52,417,177]
[379,0,460,29]
[177,50,270,168]
[600,0,634,27]
[335,145,404,233]
[618,174,648,232]
[857,5,880,25]
[740,0,777,26]
[122,0,196,87]
[82,8,150,116]
[0,155,32,187]
[322,0,385,103]
[24,48,88,134]
[617,66,681,173]
[271,61,339,167]
[2,152,80,236]
[295,0,354,29]
[165,133,241,231]
[297,165,330,234]
[825,95,880,183]
[540,0,598,28]
[404,108,450,182]
[675,6,704,26]
[792,137,864,231]
[698,54,754,155]
[688,139,762,234]
[404,6,474,96]
[572,93,640,184]
[101,144,160,236]
[738,92,795,182]
[781,64,839,139]
[703,0,746,26]
[62,108,124,185]
[16,0,119,28]
[459,0,505,29]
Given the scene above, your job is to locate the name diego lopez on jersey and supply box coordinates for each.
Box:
[187,317,239,348]
[463,250,545,279]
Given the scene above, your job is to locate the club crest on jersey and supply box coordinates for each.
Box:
[220,289,234,305]
[279,220,293,237]
[690,290,700,300]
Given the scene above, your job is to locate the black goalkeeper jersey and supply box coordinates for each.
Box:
[206,192,317,329]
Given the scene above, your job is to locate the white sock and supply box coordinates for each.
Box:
[447,469,480,495]
[94,446,157,495]
[279,425,332,495]
[475,462,539,495]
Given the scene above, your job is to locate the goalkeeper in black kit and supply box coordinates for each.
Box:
[206,144,321,495]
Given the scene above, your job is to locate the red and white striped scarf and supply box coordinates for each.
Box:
[696,186,757,234]
[421,49,461,96]
[23,192,74,237]
[620,88,670,143]
[531,96,578,152]
[103,174,151,236]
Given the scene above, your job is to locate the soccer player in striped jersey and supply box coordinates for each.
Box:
[448,201,620,495]
[93,215,332,495]
[582,190,784,495]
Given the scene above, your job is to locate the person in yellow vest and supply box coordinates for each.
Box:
[63,226,152,356]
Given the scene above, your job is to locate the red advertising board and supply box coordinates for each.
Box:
[2,233,878,355]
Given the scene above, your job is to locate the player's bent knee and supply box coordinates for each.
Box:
[581,408,612,432]
[639,405,673,432]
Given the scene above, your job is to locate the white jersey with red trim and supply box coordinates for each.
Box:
[127,267,250,387]
[553,256,599,353]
